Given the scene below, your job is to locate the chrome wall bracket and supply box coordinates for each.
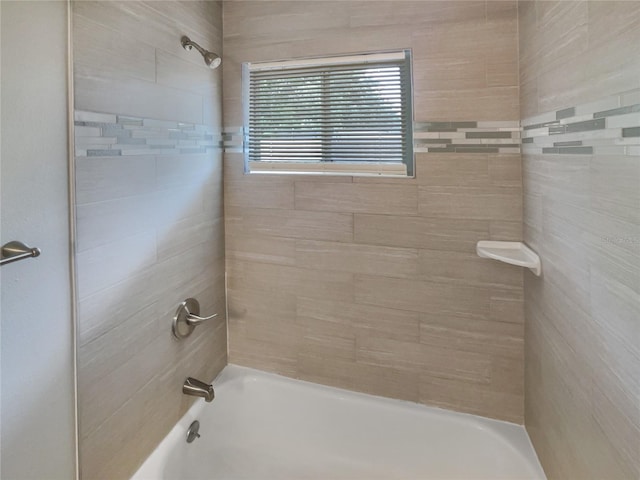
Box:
[0,241,41,267]
[172,298,218,339]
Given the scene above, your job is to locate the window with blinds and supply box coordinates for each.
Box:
[242,50,414,176]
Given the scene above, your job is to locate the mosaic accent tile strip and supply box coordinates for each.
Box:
[74,110,222,157]
[223,121,522,155]
[521,88,640,156]
[222,127,244,153]
[413,121,521,154]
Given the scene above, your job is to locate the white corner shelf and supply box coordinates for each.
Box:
[476,241,541,276]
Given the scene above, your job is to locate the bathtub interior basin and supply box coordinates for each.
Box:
[133,364,546,479]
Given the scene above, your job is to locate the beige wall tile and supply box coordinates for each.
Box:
[229,335,299,378]
[534,1,589,76]
[348,1,486,28]
[157,154,221,190]
[224,1,350,39]
[411,12,517,63]
[78,302,159,381]
[414,87,520,122]
[416,154,489,186]
[296,296,421,343]
[78,261,157,345]
[413,57,487,91]
[226,206,353,243]
[81,328,226,479]
[226,233,296,266]
[519,79,539,119]
[357,335,491,383]
[349,362,420,402]
[418,249,523,290]
[534,55,586,115]
[354,214,490,251]
[228,260,354,303]
[354,274,491,318]
[490,296,524,325]
[232,311,302,347]
[489,220,522,241]
[303,331,357,362]
[419,186,523,220]
[295,182,418,215]
[76,231,158,300]
[295,240,419,278]
[224,154,354,184]
[590,368,640,476]
[81,381,154,480]
[74,1,221,70]
[420,373,523,424]
[420,313,524,359]
[590,155,640,224]
[228,285,295,321]
[73,14,156,84]
[297,354,420,403]
[75,74,205,125]
[157,214,222,262]
[489,155,522,187]
[79,335,166,437]
[227,288,299,355]
[521,0,640,115]
[226,179,295,210]
[75,194,158,252]
[145,1,222,43]
[487,60,519,88]
[155,50,220,98]
[296,351,357,390]
[75,156,156,205]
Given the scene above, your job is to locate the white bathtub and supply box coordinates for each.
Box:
[133,365,545,479]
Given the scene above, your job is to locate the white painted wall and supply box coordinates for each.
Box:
[0,2,76,479]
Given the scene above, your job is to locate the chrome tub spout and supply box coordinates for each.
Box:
[183,377,215,402]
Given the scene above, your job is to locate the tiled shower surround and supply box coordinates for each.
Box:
[519,1,639,478]
[223,0,526,425]
[73,2,225,479]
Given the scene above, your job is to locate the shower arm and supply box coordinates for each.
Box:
[181,37,207,57]
[180,35,221,69]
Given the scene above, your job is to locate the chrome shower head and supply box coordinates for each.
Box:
[181,36,221,69]
[203,51,222,69]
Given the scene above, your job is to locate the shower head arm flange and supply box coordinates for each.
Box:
[181,36,207,56]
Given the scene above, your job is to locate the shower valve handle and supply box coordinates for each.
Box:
[186,311,218,326]
[172,298,218,339]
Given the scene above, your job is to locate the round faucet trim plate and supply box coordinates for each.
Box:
[186,420,201,443]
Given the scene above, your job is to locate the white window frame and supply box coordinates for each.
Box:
[242,50,414,177]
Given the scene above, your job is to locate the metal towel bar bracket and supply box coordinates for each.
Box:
[172,298,218,339]
[0,241,41,267]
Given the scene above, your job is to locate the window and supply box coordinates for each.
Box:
[243,50,414,177]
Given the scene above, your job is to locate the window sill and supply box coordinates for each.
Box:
[247,161,408,177]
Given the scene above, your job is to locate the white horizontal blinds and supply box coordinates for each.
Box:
[246,51,412,167]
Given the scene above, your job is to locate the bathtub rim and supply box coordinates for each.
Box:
[132,363,546,480]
